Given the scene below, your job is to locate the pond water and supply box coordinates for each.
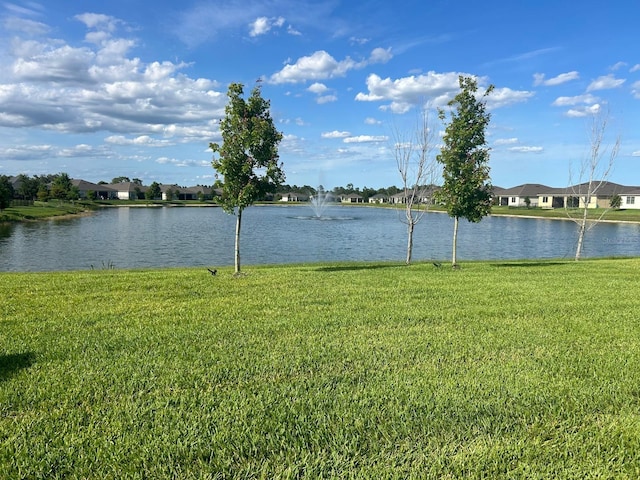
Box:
[1,205,639,272]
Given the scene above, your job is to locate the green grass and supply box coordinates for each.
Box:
[489,205,640,222]
[2,259,640,478]
[0,201,93,222]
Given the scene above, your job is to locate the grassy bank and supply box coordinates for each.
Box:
[2,259,640,478]
[0,201,93,222]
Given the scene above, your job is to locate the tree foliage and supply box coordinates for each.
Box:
[50,173,73,201]
[210,82,284,273]
[0,175,14,210]
[437,76,494,266]
[146,182,161,200]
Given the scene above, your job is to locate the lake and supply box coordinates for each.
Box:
[1,205,639,272]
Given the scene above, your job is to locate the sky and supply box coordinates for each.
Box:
[0,0,639,190]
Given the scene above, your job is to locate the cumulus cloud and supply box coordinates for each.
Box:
[566,104,601,118]
[307,82,328,94]
[533,71,579,86]
[321,131,351,139]
[494,138,519,146]
[249,16,285,37]
[631,80,640,99]
[355,72,532,113]
[268,47,393,84]
[105,135,173,147]
[586,74,625,92]
[343,135,388,143]
[552,94,599,107]
[508,146,543,153]
[0,15,226,136]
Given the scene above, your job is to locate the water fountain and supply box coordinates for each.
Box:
[309,190,331,218]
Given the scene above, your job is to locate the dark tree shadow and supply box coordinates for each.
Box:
[0,352,35,381]
[491,261,569,268]
[315,263,407,273]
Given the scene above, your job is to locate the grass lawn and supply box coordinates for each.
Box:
[2,259,640,478]
[0,202,93,222]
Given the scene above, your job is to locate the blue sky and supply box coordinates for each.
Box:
[0,0,638,190]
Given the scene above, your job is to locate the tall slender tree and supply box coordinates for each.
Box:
[567,108,620,260]
[391,105,438,264]
[437,76,494,268]
[210,82,284,274]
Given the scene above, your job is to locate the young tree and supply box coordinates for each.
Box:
[0,175,14,211]
[210,82,284,274]
[567,109,620,261]
[436,76,494,268]
[146,182,161,200]
[391,106,438,264]
[50,173,72,201]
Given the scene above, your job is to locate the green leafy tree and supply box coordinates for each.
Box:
[87,190,97,201]
[16,174,38,200]
[146,182,161,200]
[610,194,622,210]
[50,173,73,201]
[37,184,49,201]
[210,82,284,274]
[112,176,130,184]
[0,175,14,211]
[437,76,494,267]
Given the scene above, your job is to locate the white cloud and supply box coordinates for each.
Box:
[586,74,625,92]
[0,21,226,136]
[364,117,381,125]
[632,80,640,99]
[369,47,392,64]
[494,138,519,146]
[343,135,388,143]
[508,146,543,153]
[249,16,285,37]
[487,87,534,109]
[105,135,173,147]
[610,61,626,71]
[322,131,351,139]
[632,150,640,157]
[307,82,328,94]
[552,94,599,107]
[268,47,393,84]
[356,72,531,113]
[566,104,601,118]
[533,71,579,86]
[631,64,640,72]
[316,94,337,104]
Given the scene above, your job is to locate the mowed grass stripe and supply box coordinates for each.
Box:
[1,259,640,478]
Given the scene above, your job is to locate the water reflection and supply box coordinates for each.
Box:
[0,206,638,271]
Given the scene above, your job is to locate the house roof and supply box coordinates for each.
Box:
[497,183,553,197]
[71,179,116,192]
[106,181,146,192]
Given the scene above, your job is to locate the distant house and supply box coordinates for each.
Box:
[340,193,363,203]
[368,193,388,204]
[106,182,146,200]
[537,181,625,209]
[71,179,117,200]
[494,183,551,207]
[619,188,640,210]
[389,186,439,205]
[280,192,308,202]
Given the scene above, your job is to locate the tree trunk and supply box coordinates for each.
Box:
[406,220,414,265]
[234,208,242,273]
[452,216,459,267]
[575,207,588,261]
